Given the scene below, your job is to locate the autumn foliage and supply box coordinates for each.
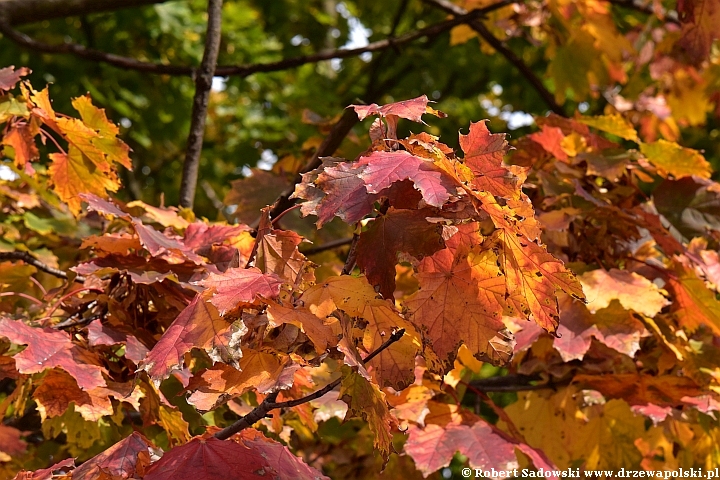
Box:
[1,4,720,475]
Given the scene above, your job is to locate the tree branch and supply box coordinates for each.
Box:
[301,237,354,256]
[467,373,570,392]
[214,328,406,440]
[0,0,169,27]
[423,0,566,116]
[0,251,85,283]
[178,0,223,209]
[0,5,508,77]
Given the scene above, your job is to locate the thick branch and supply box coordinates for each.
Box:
[214,328,406,440]
[179,0,223,209]
[0,0,168,26]
[0,5,506,77]
[423,0,566,116]
[0,251,85,283]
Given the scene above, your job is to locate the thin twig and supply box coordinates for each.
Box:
[214,328,405,440]
[0,5,505,78]
[0,251,85,283]
[423,0,566,116]
[301,237,354,256]
[178,0,223,209]
[341,231,360,275]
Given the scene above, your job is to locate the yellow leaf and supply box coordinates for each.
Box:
[450,24,478,46]
[640,140,711,179]
[579,114,639,141]
[48,146,120,214]
[339,366,394,457]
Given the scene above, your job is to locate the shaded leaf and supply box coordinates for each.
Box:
[356,208,444,298]
[143,434,327,480]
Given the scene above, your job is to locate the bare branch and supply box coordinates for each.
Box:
[423,0,566,116]
[179,0,223,209]
[468,374,571,392]
[214,328,406,440]
[0,0,169,26]
[301,237,354,256]
[0,251,85,283]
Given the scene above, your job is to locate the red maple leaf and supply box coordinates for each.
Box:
[143,433,328,480]
[0,318,105,390]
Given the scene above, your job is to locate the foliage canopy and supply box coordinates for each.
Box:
[0,0,720,478]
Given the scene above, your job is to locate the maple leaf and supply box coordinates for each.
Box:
[578,114,638,141]
[529,125,569,161]
[677,0,720,64]
[351,95,444,123]
[653,176,720,239]
[0,66,30,91]
[71,432,154,480]
[404,236,512,369]
[404,421,519,477]
[356,208,444,298]
[2,124,39,169]
[225,169,294,225]
[79,192,130,218]
[199,267,283,314]
[459,120,520,199]
[48,146,120,215]
[0,318,105,390]
[553,296,649,361]
[12,458,75,480]
[33,369,113,421]
[292,159,378,227]
[81,233,143,257]
[187,350,298,410]
[665,262,720,335]
[299,275,379,318]
[132,220,204,265]
[140,294,245,381]
[579,269,669,317]
[355,150,456,207]
[359,299,422,389]
[494,229,584,333]
[143,434,328,480]
[71,95,132,169]
[640,140,711,179]
[257,229,311,284]
[266,301,339,354]
[339,366,395,457]
[87,320,149,363]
